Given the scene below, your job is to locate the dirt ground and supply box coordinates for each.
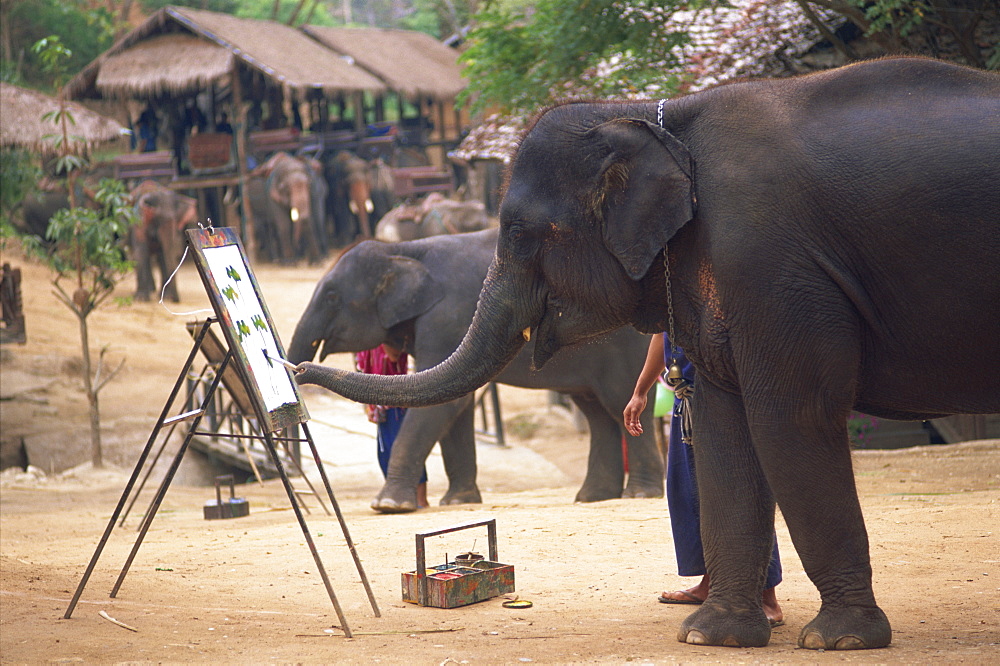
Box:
[1,245,998,664]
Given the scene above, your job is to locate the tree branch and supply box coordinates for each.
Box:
[794,0,857,61]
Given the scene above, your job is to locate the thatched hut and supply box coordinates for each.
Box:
[301,25,468,163]
[0,81,128,156]
[65,6,386,122]
[63,5,387,234]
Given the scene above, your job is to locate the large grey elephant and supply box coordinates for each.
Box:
[130,180,197,302]
[248,152,327,263]
[287,228,663,512]
[295,58,1000,650]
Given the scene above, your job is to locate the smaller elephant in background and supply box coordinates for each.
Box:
[248,152,327,264]
[287,228,663,513]
[325,150,375,245]
[130,180,197,302]
[374,192,496,243]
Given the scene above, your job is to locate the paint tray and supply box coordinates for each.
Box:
[402,519,514,608]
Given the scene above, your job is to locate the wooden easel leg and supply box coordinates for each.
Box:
[259,428,354,637]
[64,320,216,619]
[110,353,232,598]
[302,422,381,618]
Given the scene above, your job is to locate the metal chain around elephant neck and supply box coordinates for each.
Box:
[663,246,696,445]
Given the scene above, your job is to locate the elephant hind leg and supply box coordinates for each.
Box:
[155,247,179,302]
[569,393,626,502]
[437,398,482,506]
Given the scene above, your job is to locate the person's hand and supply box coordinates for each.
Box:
[623,394,647,436]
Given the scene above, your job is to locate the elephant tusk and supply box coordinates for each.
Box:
[522,327,531,342]
[290,207,300,222]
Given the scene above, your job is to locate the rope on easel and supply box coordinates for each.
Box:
[158,219,215,317]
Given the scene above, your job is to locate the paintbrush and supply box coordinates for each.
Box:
[266,353,302,373]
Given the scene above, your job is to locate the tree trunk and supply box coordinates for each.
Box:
[76,308,103,468]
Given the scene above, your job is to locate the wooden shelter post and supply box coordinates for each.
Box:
[230,64,254,255]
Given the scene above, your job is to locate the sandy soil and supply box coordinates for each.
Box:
[1,245,998,664]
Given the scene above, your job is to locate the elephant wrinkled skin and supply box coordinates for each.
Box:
[287,229,663,512]
[295,58,1000,650]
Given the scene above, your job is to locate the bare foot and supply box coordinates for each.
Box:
[417,482,429,509]
[763,585,784,627]
[658,575,784,626]
[658,576,709,604]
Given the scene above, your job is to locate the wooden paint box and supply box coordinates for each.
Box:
[401,519,514,608]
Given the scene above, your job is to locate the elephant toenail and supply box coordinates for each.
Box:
[800,631,826,649]
[834,635,866,650]
[722,635,741,647]
[682,630,709,645]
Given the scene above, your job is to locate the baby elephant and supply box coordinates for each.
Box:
[287,228,663,512]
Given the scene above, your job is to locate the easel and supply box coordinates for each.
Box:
[64,227,380,637]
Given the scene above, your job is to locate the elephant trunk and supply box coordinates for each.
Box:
[296,260,532,407]
[286,320,320,366]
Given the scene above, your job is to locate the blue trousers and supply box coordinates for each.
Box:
[664,346,781,588]
[377,407,427,484]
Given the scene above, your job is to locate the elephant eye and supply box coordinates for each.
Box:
[504,222,540,262]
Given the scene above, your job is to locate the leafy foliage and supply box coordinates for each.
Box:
[819,0,999,69]
[138,0,240,14]
[22,179,137,305]
[458,0,703,115]
[2,1,116,90]
[0,149,41,238]
[19,36,139,468]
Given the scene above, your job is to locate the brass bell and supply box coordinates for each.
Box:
[666,362,684,386]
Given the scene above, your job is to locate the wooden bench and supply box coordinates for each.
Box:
[392,165,454,199]
[113,150,175,181]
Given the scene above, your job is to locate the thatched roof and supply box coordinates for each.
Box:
[65,5,385,100]
[96,34,234,97]
[0,82,128,154]
[301,26,466,101]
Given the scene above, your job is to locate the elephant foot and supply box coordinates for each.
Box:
[370,485,419,514]
[676,600,771,648]
[370,496,418,513]
[439,488,482,506]
[574,484,623,503]
[622,481,664,499]
[797,604,891,650]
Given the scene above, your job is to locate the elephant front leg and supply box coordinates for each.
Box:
[372,397,479,513]
[155,246,179,303]
[132,235,155,302]
[675,381,776,648]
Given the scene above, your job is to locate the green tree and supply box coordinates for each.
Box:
[1,1,117,90]
[21,36,139,469]
[458,0,705,115]
[0,149,41,238]
[798,1,999,69]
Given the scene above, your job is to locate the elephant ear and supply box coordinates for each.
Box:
[375,255,445,329]
[593,118,695,280]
